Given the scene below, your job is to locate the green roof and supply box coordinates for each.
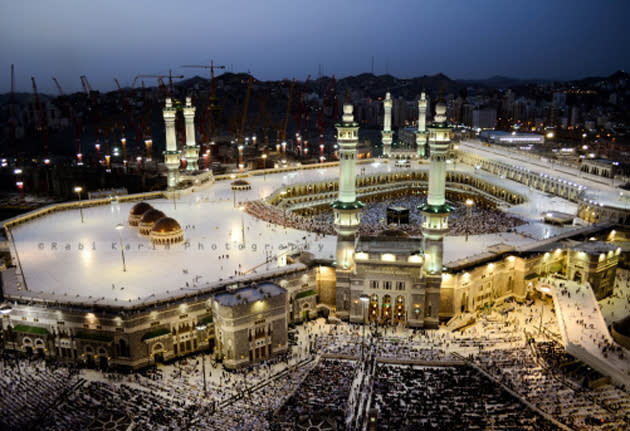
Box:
[418,203,454,214]
[331,200,365,210]
[295,289,316,299]
[141,327,171,341]
[200,315,213,324]
[525,273,539,280]
[75,332,113,342]
[12,325,49,335]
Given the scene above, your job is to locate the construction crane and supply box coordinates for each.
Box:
[52,77,64,96]
[8,64,17,155]
[317,75,337,162]
[80,75,104,160]
[131,71,183,94]
[181,60,226,153]
[293,75,311,157]
[114,78,133,164]
[31,77,49,157]
[281,79,295,145]
[52,77,82,157]
[180,59,225,95]
[237,76,253,146]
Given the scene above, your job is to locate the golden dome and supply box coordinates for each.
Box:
[140,209,165,224]
[152,217,182,234]
[129,202,153,216]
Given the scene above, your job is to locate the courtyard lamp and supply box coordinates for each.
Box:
[74,187,84,223]
[538,286,551,335]
[465,199,474,241]
[115,224,126,272]
[196,323,208,395]
[359,294,370,358]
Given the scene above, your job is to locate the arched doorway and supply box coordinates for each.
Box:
[369,294,379,322]
[381,295,392,324]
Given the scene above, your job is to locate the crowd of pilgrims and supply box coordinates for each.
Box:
[476,343,630,430]
[1,302,629,430]
[373,364,561,431]
[245,195,525,238]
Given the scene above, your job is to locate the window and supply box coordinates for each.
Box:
[383,281,392,290]
[370,280,379,289]
[396,281,405,291]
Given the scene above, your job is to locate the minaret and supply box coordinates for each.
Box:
[332,102,364,320]
[416,92,428,158]
[417,100,451,328]
[382,92,393,157]
[183,97,200,171]
[163,98,181,189]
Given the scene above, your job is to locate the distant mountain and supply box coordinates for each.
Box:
[456,75,550,88]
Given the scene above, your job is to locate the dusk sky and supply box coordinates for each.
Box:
[2,0,629,94]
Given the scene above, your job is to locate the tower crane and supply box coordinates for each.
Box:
[52,77,82,157]
[237,76,253,146]
[281,79,295,145]
[80,75,103,160]
[31,77,49,157]
[8,64,17,155]
[181,60,226,152]
[317,75,337,162]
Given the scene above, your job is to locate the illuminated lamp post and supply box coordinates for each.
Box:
[240,205,246,246]
[76,153,83,165]
[196,323,208,395]
[538,285,550,335]
[74,186,84,223]
[136,156,142,169]
[105,154,111,172]
[280,190,287,225]
[238,145,244,172]
[281,141,287,163]
[121,138,127,170]
[144,139,153,161]
[465,198,474,241]
[115,224,127,272]
[261,154,267,181]
[14,169,24,201]
[359,294,370,358]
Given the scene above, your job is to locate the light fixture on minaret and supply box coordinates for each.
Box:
[417,99,452,329]
[382,92,393,157]
[163,98,181,189]
[183,97,200,171]
[416,92,429,158]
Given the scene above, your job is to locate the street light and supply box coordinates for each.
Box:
[261,154,267,181]
[538,285,551,335]
[280,191,287,226]
[115,224,127,272]
[196,323,208,396]
[239,206,246,246]
[465,199,474,241]
[74,187,84,223]
[359,294,370,358]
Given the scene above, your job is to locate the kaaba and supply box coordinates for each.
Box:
[387,206,409,225]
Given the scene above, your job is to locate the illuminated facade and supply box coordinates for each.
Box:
[332,103,364,319]
[163,98,181,189]
[418,101,452,328]
[382,92,393,156]
[416,92,428,157]
[183,96,201,171]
